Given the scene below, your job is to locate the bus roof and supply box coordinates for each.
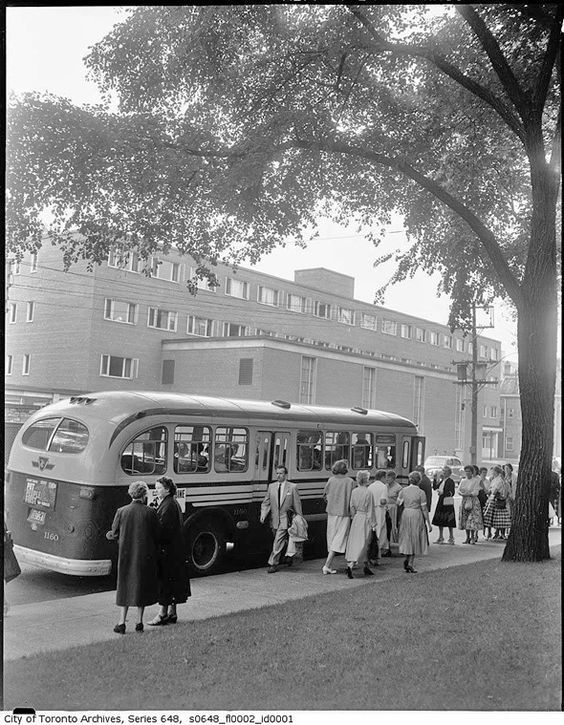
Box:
[28,390,418,432]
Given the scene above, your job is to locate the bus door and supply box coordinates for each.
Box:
[255,431,273,487]
[273,431,291,471]
[410,436,425,471]
[400,435,412,484]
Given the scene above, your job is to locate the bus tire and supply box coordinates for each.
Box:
[186,518,226,575]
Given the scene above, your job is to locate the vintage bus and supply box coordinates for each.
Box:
[5,391,425,576]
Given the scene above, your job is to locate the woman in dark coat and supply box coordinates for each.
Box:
[431,465,457,544]
[149,477,191,625]
[106,481,161,634]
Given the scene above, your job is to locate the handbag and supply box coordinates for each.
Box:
[464,499,473,511]
[443,496,454,506]
[4,529,22,583]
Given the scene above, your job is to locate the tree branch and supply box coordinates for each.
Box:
[456,5,529,117]
[289,137,524,306]
[349,7,525,143]
[532,6,564,111]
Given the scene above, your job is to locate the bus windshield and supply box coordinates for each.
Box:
[21,417,89,454]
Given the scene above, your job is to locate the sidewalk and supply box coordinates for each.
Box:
[4,527,561,661]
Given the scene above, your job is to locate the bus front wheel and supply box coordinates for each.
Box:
[186,518,226,575]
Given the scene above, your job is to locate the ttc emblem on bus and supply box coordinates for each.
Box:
[32,456,54,471]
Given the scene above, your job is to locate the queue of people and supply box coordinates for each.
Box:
[106,458,559,632]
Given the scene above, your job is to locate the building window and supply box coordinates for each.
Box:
[162,359,175,385]
[490,347,499,361]
[479,344,488,359]
[299,356,316,404]
[148,307,178,332]
[154,259,182,283]
[313,301,331,319]
[223,322,247,337]
[104,299,138,324]
[187,316,214,337]
[483,406,488,418]
[400,324,412,339]
[337,307,355,325]
[429,331,439,346]
[468,342,473,354]
[287,293,306,313]
[189,267,216,292]
[491,406,498,418]
[6,355,13,375]
[506,436,514,452]
[456,338,465,352]
[415,327,426,342]
[108,248,148,274]
[382,319,397,336]
[257,285,280,306]
[13,260,21,275]
[413,376,424,427]
[100,354,139,379]
[225,277,250,300]
[360,313,377,331]
[442,334,452,349]
[22,354,31,376]
[30,253,38,272]
[238,358,254,385]
[26,301,35,323]
[8,303,16,323]
[362,367,376,409]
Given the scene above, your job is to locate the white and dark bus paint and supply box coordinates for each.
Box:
[6,391,425,576]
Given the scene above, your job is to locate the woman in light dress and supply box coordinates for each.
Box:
[482,465,511,540]
[322,459,356,575]
[345,471,377,579]
[458,465,483,544]
[397,471,432,573]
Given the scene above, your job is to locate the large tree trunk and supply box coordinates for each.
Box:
[502,153,558,562]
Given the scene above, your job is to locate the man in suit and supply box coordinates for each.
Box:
[260,465,303,573]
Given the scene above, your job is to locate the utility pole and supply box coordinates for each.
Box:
[452,303,498,466]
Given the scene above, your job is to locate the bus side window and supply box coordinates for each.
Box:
[214,427,248,473]
[325,431,350,470]
[121,426,167,475]
[351,432,373,469]
[174,425,211,474]
[296,430,322,471]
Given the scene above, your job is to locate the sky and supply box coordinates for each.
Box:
[6,5,522,360]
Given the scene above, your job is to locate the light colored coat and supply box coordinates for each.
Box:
[260,479,303,530]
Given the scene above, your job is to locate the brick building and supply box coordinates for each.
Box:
[5,243,506,463]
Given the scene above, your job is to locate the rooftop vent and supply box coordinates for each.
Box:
[351,406,368,415]
[69,396,96,405]
[272,399,291,409]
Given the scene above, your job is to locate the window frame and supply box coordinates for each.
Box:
[104,298,138,325]
[225,277,250,300]
[287,293,306,314]
[257,285,280,307]
[99,354,139,379]
[8,302,17,324]
[147,307,178,332]
[213,426,249,473]
[22,353,31,376]
[26,301,35,323]
[382,319,397,336]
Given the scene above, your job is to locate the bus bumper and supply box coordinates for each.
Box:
[14,545,112,576]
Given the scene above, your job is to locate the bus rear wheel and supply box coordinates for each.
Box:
[186,518,226,575]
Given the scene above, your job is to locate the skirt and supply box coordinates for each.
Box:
[326,514,351,553]
[458,497,483,531]
[432,498,456,528]
[345,512,372,563]
[398,509,429,556]
[483,498,511,529]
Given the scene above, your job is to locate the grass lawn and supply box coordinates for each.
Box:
[4,555,561,711]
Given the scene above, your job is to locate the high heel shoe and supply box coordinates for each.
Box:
[363,566,374,576]
[148,614,169,626]
[113,623,126,634]
[322,566,337,575]
[407,566,418,573]
[166,613,178,624]
[135,622,144,632]
[346,566,354,579]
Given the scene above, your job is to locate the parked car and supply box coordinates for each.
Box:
[423,455,465,486]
